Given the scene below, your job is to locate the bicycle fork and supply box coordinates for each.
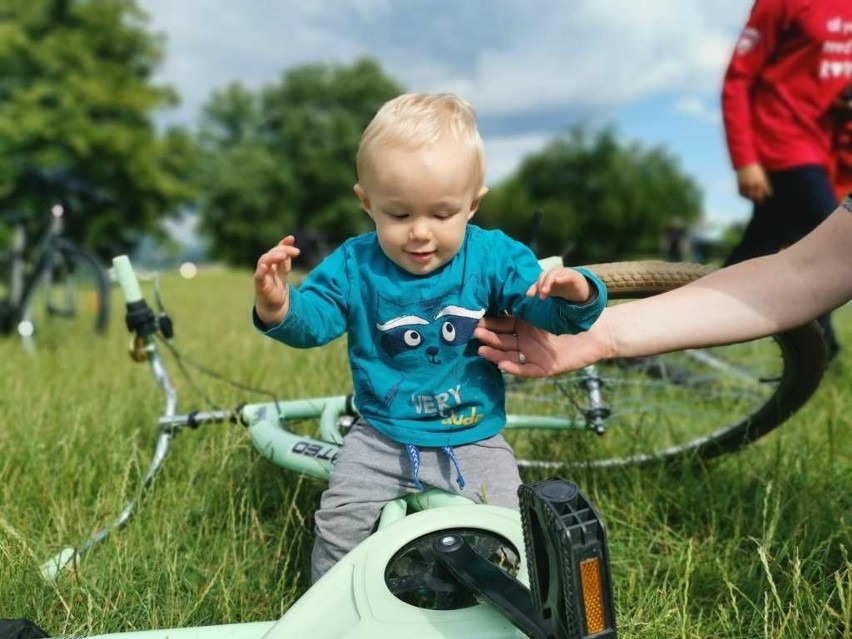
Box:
[579,364,610,435]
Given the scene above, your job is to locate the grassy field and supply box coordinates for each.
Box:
[1,266,850,638]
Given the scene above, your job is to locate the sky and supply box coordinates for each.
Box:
[138,0,756,233]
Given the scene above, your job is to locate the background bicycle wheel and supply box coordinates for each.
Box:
[18,243,110,351]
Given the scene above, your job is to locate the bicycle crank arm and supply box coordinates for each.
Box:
[433,534,551,639]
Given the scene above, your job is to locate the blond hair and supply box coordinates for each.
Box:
[356,92,486,188]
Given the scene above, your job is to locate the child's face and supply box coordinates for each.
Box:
[354,141,487,276]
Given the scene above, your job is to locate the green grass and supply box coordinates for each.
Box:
[1,267,850,638]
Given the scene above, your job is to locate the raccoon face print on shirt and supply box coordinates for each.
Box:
[354,288,486,423]
[377,300,484,365]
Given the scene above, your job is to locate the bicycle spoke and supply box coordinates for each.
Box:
[503,261,825,469]
[19,243,109,351]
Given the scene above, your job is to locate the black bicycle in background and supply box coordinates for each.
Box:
[0,168,110,351]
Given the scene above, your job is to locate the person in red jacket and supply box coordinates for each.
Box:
[721,0,852,361]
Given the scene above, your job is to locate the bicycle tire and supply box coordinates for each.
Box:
[18,240,110,350]
[504,260,828,469]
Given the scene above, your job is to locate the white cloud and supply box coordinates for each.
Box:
[461,1,735,114]
[672,96,722,124]
[485,133,552,184]
[141,0,748,124]
[138,0,756,226]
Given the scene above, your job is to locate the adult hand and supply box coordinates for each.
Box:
[474,313,614,377]
[736,164,773,204]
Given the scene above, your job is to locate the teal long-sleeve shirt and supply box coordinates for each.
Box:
[254,225,606,447]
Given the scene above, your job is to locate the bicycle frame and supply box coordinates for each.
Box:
[17,204,68,329]
[39,255,618,639]
[1,203,73,342]
[1,168,112,351]
[163,392,601,483]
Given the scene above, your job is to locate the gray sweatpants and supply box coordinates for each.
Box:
[310,421,522,582]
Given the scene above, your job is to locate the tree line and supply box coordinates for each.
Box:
[0,0,705,267]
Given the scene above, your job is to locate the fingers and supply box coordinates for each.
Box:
[737,166,773,204]
[742,182,771,204]
[254,237,302,302]
[474,324,519,349]
[477,345,544,378]
[749,186,772,205]
[527,269,558,299]
[256,240,301,276]
[476,315,518,334]
[264,244,302,267]
[527,268,587,301]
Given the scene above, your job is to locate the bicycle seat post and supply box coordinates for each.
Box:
[48,203,65,236]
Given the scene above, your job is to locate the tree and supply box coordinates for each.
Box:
[0,0,196,258]
[480,126,703,263]
[195,57,403,267]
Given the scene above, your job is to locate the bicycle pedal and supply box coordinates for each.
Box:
[519,478,617,639]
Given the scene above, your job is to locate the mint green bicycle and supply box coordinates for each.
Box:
[38,255,825,639]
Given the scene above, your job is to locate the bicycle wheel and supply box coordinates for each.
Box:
[504,261,828,469]
[18,240,110,350]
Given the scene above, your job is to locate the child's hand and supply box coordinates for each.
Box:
[526,267,593,303]
[254,235,301,326]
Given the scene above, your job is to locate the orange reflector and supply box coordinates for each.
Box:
[579,557,606,634]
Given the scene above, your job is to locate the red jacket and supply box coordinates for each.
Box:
[722,0,852,171]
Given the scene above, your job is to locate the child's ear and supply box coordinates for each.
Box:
[467,185,489,219]
[353,183,371,216]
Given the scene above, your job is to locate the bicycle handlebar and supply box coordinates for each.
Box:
[113,255,159,338]
[112,255,144,304]
[41,255,176,580]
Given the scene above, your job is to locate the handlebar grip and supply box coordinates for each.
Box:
[112,255,143,303]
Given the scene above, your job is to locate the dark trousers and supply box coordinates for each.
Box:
[724,165,839,354]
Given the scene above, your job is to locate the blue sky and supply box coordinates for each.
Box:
[139,0,755,233]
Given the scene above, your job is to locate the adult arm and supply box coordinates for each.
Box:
[721,0,786,170]
[476,205,852,376]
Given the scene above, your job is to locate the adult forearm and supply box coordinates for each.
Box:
[606,266,794,358]
[608,207,852,357]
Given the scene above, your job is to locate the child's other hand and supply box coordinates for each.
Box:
[254,235,301,326]
[526,267,592,303]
